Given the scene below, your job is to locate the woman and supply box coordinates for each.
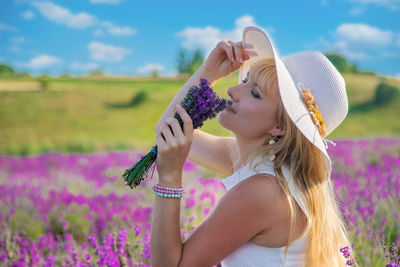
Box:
[150,26,356,266]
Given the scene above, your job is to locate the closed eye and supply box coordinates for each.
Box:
[251,89,261,99]
[242,76,261,99]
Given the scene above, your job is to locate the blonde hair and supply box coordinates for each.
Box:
[230,58,357,266]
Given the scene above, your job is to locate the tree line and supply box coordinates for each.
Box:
[0,52,385,77]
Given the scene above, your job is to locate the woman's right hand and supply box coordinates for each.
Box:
[202,40,257,81]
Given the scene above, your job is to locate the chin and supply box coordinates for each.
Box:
[217,113,232,131]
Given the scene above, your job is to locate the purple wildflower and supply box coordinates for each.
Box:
[177,77,227,129]
[121,77,228,188]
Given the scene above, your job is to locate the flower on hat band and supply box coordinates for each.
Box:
[300,88,328,138]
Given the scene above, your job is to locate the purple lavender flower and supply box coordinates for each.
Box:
[121,77,228,188]
[178,77,227,129]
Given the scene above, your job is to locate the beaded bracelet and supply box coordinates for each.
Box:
[152,184,185,199]
[153,184,184,192]
[153,190,184,198]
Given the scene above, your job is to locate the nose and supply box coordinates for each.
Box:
[227,85,240,102]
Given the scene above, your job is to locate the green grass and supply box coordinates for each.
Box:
[0,73,399,155]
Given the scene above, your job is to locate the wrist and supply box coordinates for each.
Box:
[158,174,182,188]
[197,65,218,86]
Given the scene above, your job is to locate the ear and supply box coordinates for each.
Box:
[269,124,286,137]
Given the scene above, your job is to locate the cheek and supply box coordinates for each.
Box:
[243,108,276,130]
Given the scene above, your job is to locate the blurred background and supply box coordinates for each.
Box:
[0,0,399,155]
[0,0,399,266]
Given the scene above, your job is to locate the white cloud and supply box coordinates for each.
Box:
[69,62,99,72]
[101,21,137,36]
[379,51,400,58]
[90,0,120,4]
[88,42,131,62]
[21,10,35,20]
[176,26,221,51]
[307,23,396,61]
[9,46,21,53]
[11,37,25,44]
[334,48,370,60]
[31,1,96,29]
[163,70,178,77]
[30,1,135,37]
[175,15,272,54]
[335,23,393,48]
[349,6,366,15]
[94,29,104,37]
[305,35,370,61]
[137,63,165,74]
[0,23,17,31]
[8,37,25,54]
[107,25,136,36]
[347,0,400,10]
[20,54,62,69]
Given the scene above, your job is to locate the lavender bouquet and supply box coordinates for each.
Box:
[122,78,228,188]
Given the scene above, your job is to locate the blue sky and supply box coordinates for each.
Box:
[0,0,399,78]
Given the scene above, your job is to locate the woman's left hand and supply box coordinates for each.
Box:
[155,103,193,183]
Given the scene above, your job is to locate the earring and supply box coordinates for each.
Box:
[269,138,276,145]
[267,136,276,161]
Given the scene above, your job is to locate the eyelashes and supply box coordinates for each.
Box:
[251,89,261,99]
[242,73,261,98]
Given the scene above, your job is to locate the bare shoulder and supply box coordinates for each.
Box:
[178,173,282,267]
[231,173,284,207]
[219,173,284,227]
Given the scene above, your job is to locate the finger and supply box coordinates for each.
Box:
[176,104,193,138]
[168,117,185,143]
[227,42,237,69]
[219,41,234,63]
[239,49,258,62]
[243,49,258,57]
[242,42,254,49]
[160,123,177,147]
[228,40,243,63]
[155,131,166,149]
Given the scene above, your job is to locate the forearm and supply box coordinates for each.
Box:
[155,65,218,132]
[150,176,184,267]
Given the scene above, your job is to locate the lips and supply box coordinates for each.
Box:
[225,105,236,113]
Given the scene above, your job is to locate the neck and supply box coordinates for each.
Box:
[234,134,268,168]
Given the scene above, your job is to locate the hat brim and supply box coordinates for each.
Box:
[239,26,332,176]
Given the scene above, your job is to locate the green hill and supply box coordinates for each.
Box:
[0,72,399,155]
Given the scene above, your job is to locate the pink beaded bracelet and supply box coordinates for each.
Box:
[152,184,185,199]
[152,184,184,192]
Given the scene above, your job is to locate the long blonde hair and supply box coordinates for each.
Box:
[231,58,357,266]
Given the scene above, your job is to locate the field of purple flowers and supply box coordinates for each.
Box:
[0,138,399,266]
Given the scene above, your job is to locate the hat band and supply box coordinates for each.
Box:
[297,82,336,149]
[299,82,327,138]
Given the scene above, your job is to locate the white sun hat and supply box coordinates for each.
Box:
[239,26,349,177]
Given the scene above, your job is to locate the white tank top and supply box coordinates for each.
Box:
[220,157,308,267]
